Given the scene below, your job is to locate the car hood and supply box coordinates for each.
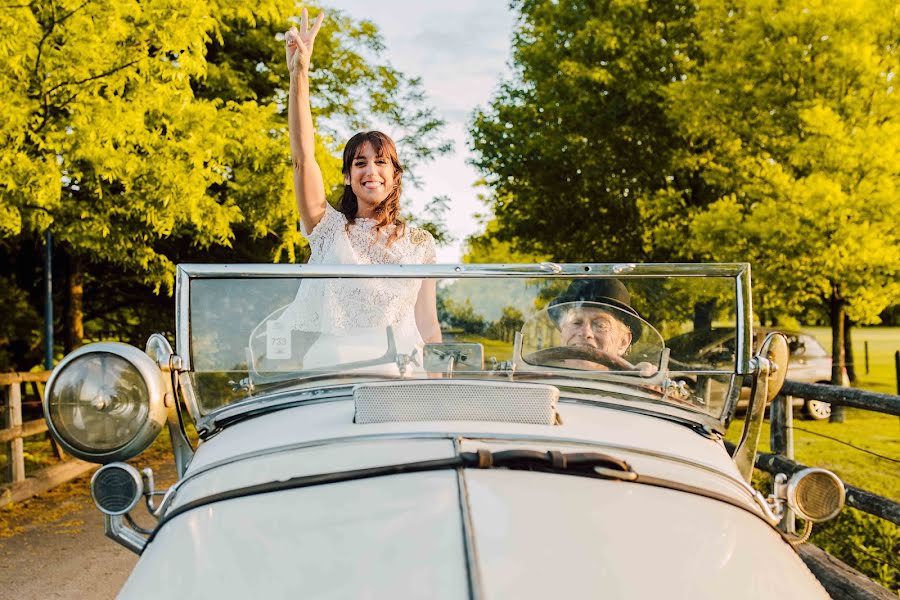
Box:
[120,400,827,599]
[121,465,827,599]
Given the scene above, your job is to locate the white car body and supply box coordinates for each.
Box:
[121,398,827,598]
[42,263,839,599]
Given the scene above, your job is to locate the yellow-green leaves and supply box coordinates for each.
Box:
[670,0,900,324]
[1,0,448,296]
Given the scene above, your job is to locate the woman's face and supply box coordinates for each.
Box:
[345,142,396,211]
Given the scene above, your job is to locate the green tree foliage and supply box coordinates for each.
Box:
[0,1,449,367]
[469,0,699,261]
[463,216,548,263]
[437,296,487,334]
[0,1,448,287]
[645,0,900,378]
[486,305,525,342]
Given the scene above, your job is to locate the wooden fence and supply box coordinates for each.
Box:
[0,371,96,508]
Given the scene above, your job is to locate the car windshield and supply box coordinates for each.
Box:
[184,267,747,420]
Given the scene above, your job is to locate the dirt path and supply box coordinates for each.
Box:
[0,455,176,600]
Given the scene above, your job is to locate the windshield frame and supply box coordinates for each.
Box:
[175,263,753,427]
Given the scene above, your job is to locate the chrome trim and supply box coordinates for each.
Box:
[91,463,144,516]
[145,334,194,478]
[735,264,753,374]
[176,262,751,278]
[167,431,759,515]
[559,394,722,434]
[178,371,204,426]
[454,438,484,600]
[43,342,168,463]
[176,265,191,370]
[104,514,146,554]
[199,383,358,433]
[734,356,770,481]
[735,333,788,482]
[750,489,782,526]
[147,476,190,520]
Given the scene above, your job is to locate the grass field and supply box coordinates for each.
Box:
[804,325,900,395]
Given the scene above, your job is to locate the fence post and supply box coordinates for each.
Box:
[864,341,869,375]
[893,349,899,425]
[4,382,25,484]
[770,394,795,533]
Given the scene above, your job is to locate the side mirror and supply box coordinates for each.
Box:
[423,343,484,376]
[733,332,789,481]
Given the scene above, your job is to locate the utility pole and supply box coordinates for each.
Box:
[44,230,53,370]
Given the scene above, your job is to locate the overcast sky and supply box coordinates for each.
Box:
[321,1,517,261]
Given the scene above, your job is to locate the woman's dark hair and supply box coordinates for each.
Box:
[339,131,405,245]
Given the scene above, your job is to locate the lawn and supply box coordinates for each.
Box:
[803,325,900,395]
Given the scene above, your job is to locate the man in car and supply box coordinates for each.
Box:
[546,279,655,375]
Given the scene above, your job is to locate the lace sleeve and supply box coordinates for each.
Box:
[301,203,345,260]
[420,229,436,264]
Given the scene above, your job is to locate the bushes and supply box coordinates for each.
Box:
[810,508,899,593]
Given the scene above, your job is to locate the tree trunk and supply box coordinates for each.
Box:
[829,288,846,423]
[693,300,716,330]
[64,252,84,353]
[843,313,857,383]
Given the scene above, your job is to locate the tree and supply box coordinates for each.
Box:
[651,0,900,384]
[468,0,700,262]
[437,297,487,334]
[0,1,450,363]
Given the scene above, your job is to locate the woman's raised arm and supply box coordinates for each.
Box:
[286,9,327,234]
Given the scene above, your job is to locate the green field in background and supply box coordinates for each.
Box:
[803,326,900,395]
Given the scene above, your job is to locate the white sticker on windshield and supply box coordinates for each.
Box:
[266,320,291,359]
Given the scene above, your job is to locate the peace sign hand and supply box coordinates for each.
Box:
[285,8,325,76]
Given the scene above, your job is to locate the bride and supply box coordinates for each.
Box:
[279,9,442,370]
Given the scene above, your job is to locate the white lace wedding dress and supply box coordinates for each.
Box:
[280,203,436,371]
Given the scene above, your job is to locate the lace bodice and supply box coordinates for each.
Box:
[304,203,436,266]
[283,204,435,335]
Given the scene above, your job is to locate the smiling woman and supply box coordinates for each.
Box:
[283,8,442,353]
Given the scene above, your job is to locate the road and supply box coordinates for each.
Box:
[0,457,176,599]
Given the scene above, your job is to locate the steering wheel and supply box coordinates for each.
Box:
[525,346,637,371]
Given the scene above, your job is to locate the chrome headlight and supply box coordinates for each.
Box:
[786,468,846,522]
[43,342,167,463]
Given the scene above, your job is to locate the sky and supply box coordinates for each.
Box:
[321,1,517,262]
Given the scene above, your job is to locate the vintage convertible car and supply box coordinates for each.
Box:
[42,263,846,598]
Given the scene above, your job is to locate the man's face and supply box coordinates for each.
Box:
[559,306,632,356]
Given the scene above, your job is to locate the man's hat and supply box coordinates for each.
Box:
[548,279,644,343]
